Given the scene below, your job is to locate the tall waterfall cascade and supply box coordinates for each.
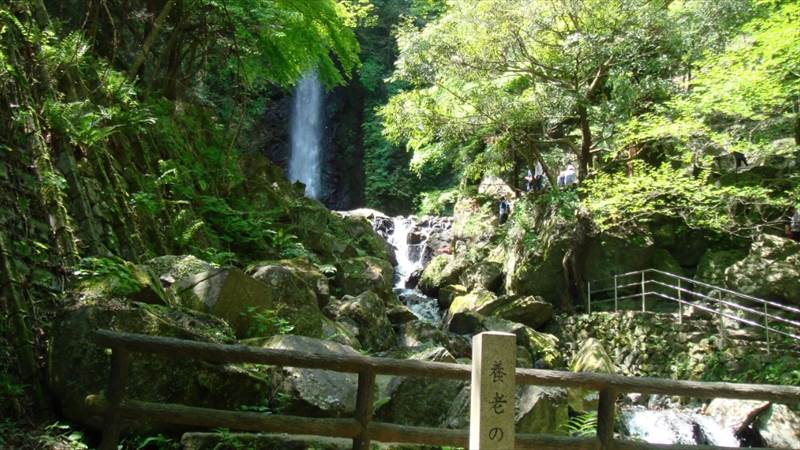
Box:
[288,71,324,199]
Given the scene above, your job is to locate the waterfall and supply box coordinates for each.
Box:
[288,71,323,199]
[388,217,428,288]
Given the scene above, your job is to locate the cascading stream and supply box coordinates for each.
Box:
[621,406,739,446]
[288,71,323,199]
[382,216,446,324]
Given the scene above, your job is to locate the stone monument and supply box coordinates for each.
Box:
[469,331,516,449]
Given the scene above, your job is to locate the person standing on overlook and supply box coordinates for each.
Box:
[787,206,800,241]
[557,164,577,188]
[499,197,511,225]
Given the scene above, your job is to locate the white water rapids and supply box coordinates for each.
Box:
[288,71,323,199]
[621,406,739,446]
[387,216,441,323]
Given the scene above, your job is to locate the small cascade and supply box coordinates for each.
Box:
[388,216,429,288]
[288,71,324,199]
[375,215,452,324]
[621,406,739,446]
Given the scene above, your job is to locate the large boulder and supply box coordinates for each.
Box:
[249,258,330,308]
[418,254,470,297]
[324,291,396,352]
[568,339,615,412]
[258,335,359,417]
[459,261,503,292]
[503,222,570,304]
[437,284,468,309]
[516,386,569,434]
[442,384,569,434]
[478,175,515,199]
[481,295,554,330]
[333,256,393,299]
[396,321,471,358]
[175,267,323,339]
[695,249,747,288]
[582,235,653,286]
[376,347,465,427]
[705,399,800,448]
[725,234,800,305]
[444,290,498,334]
[73,259,167,306]
[482,317,561,367]
[143,255,216,287]
[49,301,269,427]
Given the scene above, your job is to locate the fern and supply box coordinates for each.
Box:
[562,411,598,437]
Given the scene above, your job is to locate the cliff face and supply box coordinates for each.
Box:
[257,80,366,210]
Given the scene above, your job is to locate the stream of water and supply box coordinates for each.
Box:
[288,71,323,199]
[374,214,744,446]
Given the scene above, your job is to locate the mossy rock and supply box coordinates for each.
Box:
[248,258,330,307]
[49,301,269,428]
[568,338,615,412]
[175,267,324,339]
[333,256,394,300]
[74,260,167,306]
[324,291,396,352]
[418,253,471,298]
[487,295,554,330]
[482,316,561,368]
[257,335,360,417]
[376,347,464,427]
[143,255,216,285]
[437,284,468,309]
[695,248,747,287]
[459,260,503,293]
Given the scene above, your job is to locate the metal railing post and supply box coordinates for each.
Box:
[613,275,618,312]
[587,281,592,314]
[641,271,646,312]
[764,303,771,355]
[677,278,683,325]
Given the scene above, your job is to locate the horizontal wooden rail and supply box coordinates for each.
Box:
[91,330,800,450]
[95,330,800,403]
[94,330,471,379]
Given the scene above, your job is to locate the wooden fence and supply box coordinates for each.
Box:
[88,330,800,450]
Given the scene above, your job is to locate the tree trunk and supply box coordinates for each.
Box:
[561,212,591,312]
[794,98,799,147]
[128,0,178,80]
[577,104,592,180]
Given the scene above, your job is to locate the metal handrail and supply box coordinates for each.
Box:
[586,268,800,353]
[590,268,800,316]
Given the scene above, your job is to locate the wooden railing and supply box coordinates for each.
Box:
[88,330,800,450]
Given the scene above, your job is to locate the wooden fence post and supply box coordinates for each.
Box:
[469,332,516,450]
[352,370,376,450]
[99,348,131,450]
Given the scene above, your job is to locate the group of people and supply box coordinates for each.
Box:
[523,161,578,193]
[499,161,579,224]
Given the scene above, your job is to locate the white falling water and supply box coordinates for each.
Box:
[388,216,441,323]
[288,71,323,199]
[622,407,739,446]
[389,217,426,288]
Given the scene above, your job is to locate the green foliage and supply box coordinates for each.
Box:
[417,187,458,215]
[125,434,179,450]
[73,256,143,296]
[240,307,295,337]
[562,411,598,437]
[582,162,779,236]
[38,422,89,450]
